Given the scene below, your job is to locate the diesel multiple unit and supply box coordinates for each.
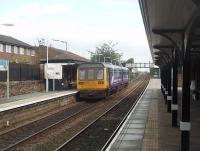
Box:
[77,63,128,99]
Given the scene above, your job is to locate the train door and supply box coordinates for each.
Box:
[107,68,110,87]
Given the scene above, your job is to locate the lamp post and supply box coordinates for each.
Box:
[53,39,67,51]
[52,39,67,91]
[46,41,49,92]
[46,39,66,92]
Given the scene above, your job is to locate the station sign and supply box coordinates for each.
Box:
[45,63,62,79]
[0,59,8,71]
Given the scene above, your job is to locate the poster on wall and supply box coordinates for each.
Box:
[45,63,62,79]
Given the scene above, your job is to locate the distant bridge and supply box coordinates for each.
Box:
[125,63,154,68]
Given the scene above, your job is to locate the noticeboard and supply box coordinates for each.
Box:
[45,63,62,79]
[0,59,8,71]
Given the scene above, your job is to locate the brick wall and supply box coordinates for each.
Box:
[0,80,44,98]
[0,51,36,64]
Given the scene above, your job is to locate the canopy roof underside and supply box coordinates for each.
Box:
[139,0,199,65]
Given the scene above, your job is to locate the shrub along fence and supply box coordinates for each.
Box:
[0,63,40,82]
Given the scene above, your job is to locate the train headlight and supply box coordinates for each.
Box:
[78,82,84,85]
[98,81,104,84]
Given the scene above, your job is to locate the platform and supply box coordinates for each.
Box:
[106,79,180,151]
[0,90,77,112]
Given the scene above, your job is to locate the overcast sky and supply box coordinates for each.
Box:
[0,0,152,62]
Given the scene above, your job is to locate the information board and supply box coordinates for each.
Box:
[45,63,62,79]
[0,59,8,71]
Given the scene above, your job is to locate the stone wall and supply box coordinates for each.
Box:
[0,94,76,134]
[0,80,44,98]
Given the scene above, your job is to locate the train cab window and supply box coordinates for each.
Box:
[79,69,86,80]
[88,69,95,80]
[97,69,103,80]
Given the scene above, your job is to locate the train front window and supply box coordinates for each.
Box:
[97,69,103,80]
[88,69,95,80]
[79,67,104,80]
[79,69,86,80]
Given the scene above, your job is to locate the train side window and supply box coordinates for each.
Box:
[97,69,103,80]
[79,69,86,80]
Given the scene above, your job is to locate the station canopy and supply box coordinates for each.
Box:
[139,0,200,66]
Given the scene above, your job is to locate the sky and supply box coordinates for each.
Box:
[0,0,152,63]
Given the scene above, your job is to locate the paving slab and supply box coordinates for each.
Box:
[106,79,182,151]
[141,81,180,151]
[106,79,155,151]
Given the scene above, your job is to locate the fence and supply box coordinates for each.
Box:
[0,63,40,82]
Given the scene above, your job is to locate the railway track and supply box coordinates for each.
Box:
[0,102,95,151]
[0,78,148,151]
[55,78,149,151]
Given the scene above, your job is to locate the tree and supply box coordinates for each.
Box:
[90,41,122,65]
[20,56,29,64]
[10,56,17,63]
[37,38,45,46]
[126,58,134,64]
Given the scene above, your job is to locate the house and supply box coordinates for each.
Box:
[0,34,36,64]
[36,45,89,63]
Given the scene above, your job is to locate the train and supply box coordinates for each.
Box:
[76,62,129,99]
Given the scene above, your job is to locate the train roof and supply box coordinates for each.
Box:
[79,62,128,71]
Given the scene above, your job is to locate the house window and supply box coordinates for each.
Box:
[0,44,3,52]
[20,47,24,55]
[6,45,11,53]
[26,49,30,55]
[14,46,18,54]
[31,50,35,56]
